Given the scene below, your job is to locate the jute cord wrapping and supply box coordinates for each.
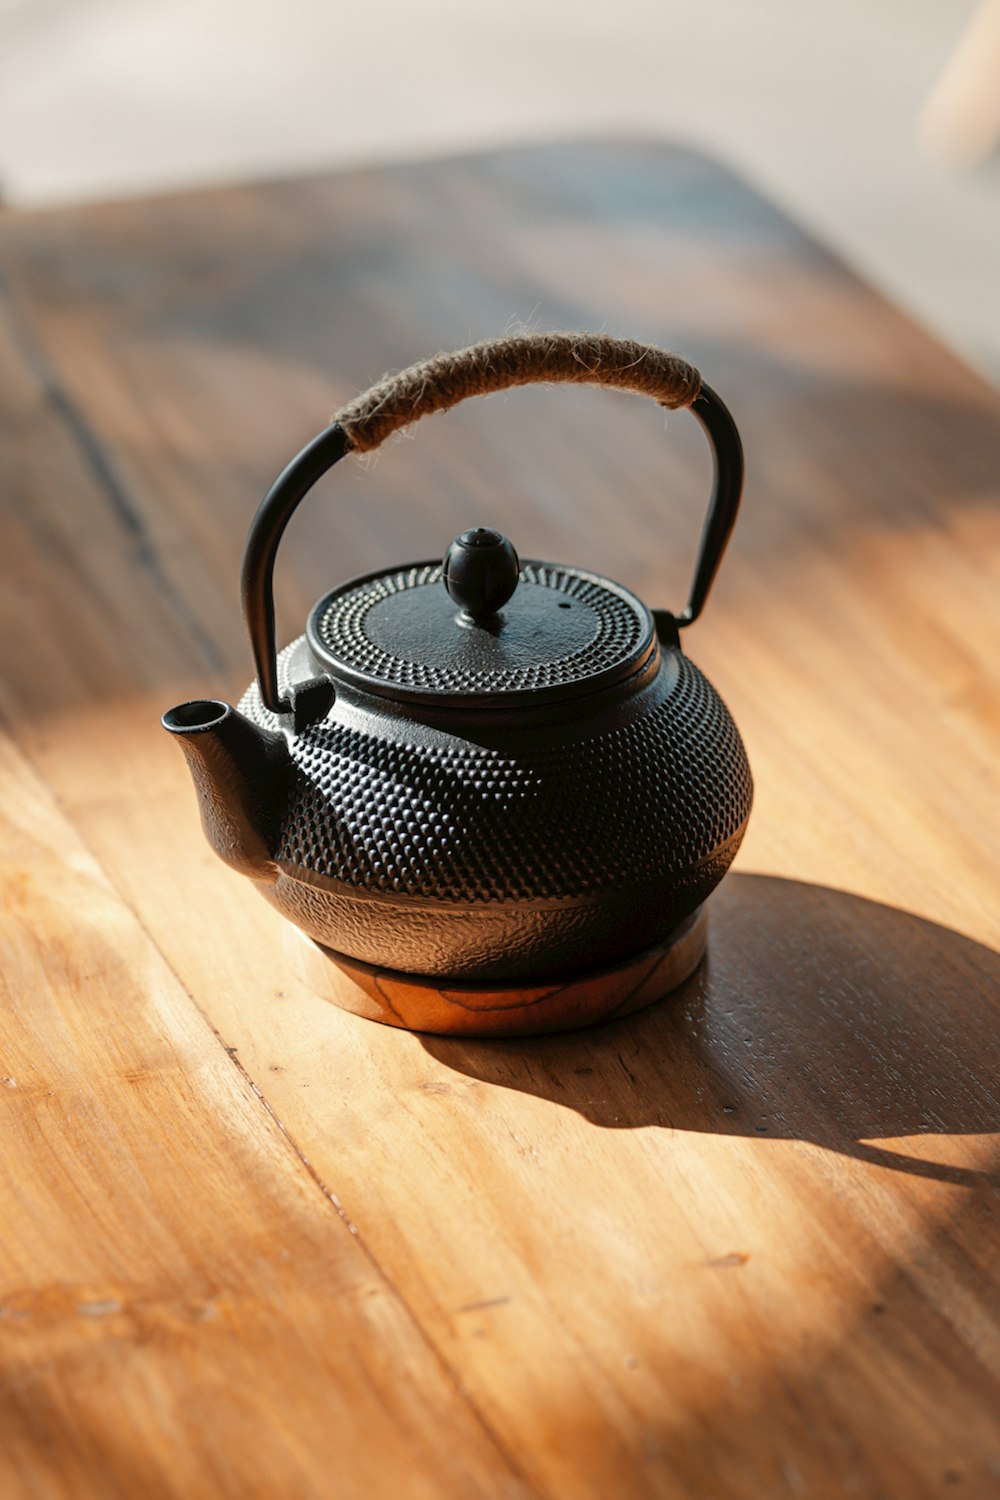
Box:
[332,332,702,453]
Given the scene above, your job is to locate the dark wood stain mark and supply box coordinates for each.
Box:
[0,271,224,672]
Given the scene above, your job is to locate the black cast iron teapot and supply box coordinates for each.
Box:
[163,333,752,982]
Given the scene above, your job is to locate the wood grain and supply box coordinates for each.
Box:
[1,142,998,1498]
[0,731,525,1500]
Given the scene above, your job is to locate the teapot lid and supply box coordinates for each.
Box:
[306,528,655,709]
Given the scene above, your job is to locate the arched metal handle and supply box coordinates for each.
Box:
[242,356,743,714]
[682,384,744,626]
[242,423,350,714]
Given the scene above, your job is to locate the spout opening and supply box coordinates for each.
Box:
[162,699,230,733]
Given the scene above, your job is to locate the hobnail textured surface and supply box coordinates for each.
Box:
[312,562,648,696]
[238,635,751,978]
[241,642,752,904]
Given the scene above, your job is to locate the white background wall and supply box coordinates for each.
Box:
[1,0,998,382]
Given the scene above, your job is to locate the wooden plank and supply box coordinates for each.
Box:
[1,143,999,1497]
[0,731,530,1497]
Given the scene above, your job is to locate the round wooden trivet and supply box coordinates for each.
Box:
[284,905,708,1037]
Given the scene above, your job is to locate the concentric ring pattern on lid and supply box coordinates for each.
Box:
[306,559,655,708]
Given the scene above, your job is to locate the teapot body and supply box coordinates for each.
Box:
[163,334,754,995]
[238,615,752,981]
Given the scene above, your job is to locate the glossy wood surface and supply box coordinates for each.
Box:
[1,143,998,1499]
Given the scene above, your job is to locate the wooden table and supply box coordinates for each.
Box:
[1,142,998,1500]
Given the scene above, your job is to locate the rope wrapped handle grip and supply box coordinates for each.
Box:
[242,332,743,714]
[332,332,702,453]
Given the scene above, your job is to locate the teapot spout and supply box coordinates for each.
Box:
[162,700,290,881]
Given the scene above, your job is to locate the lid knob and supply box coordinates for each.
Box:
[443,528,520,621]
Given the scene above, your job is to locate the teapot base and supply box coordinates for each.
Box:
[283,904,708,1038]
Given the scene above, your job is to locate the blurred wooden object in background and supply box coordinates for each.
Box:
[921,0,1000,165]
